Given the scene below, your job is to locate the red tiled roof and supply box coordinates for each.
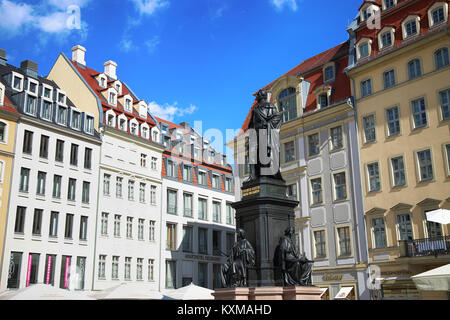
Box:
[1,96,19,115]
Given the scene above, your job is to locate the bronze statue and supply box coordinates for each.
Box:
[246,89,284,181]
[220,229,256,288]
[274,227,314,286]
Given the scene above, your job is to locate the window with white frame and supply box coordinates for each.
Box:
[139,183,146,203]
[439,89,450,121]
[57,90,66,105]
[11,72,24,91]
[101,213,108,236]
[356,40,371,60]
[313,230,326,258]
[25,94,37,116]
[367,162,381,192]
[130,121,138,135]
[379,27,394,49]
[411,98,427,129]
[416,149,433,182]
[125,257,131,280]
[198,170,207,186]
[71,109,82,130]
[150,185,157,205]
[279,87,297,123]
[98,255,106,279]
[141,125,149,139]
[428,2,448,28]
[212,174,220,189]
[337,226,351,256]
[330,126,343,151]
[318,93,328,109]
[362,114,376,143]
[386,106,400,136]
[56,105,68,125]
[138,220,144,241]
[98,74,107,88]
[27,78,38,95]
[118,116,127,131]
[109,89,117,106]
[128,180,135,201]
[116,177,123,198]
[126,217,133,239]
[425,210,443,238]
[390,156,406,188]
[287,183,297,201]
[41,99,52,121]
[136,258,143,280]
[402,16,420,39]
[114,81,122,95]
[308,133,320,157]
[149,221,156,241]
[85,115,94,134]
[148,259,154,281]
[434,47,449,70]
[124,97,132,113]
[151,157,157,170]
[140,153,147,167]
[333,172,347,201]
[383,0,396,10]
[114,215,121,237]
[408,59,422,80]
[112,256,119,279]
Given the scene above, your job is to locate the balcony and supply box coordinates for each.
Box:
[400,236,450,257]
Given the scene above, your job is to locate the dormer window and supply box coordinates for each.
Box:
[356,38,372,60]
[123,96,133,113]
[130,120,138,135]
[98,74,107,88]
[359,42,369,58]
[142,126,149,139]
[362,8,371,21]
[27,79,38,95]
[24,95,37,116]
[57,90,66,105]
[43,86,52,99]
[0,83,4,106]
[118,116,127,131]
[85,115,94,135]
[428,2,448,28]
[360,3,380,22]
[318,94,328,108]
[71,109,82,130]
[324,66,334,82]
[381,32,392,47]
[56,105,68,125]
[402,16,420,39]
[41,100,52,121]
[107,114,115,127]
[278,87,297,123]
[383,0,395,10]
[109,91,117,106]
[152,129,158,142]
[378,27,395,50]
[139,102,147,118]
[11,72,24,92]
[114,81,122,95]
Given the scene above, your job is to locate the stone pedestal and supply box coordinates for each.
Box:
[232,176,298,287]
[283,286,323,300]
[213,288,250,300]
[213,287,323,300]
[249,287,284,300]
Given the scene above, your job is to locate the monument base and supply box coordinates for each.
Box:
[213,287,323,301]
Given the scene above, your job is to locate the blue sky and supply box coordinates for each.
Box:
[0,0,362,153]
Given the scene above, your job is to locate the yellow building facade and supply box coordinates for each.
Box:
[347,0,450,300]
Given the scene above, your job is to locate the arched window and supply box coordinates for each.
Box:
[435,47,449,70]
[279,88,297,123]
[408,59,422,80]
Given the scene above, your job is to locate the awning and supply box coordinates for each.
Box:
[334,287,353,299]
[412,264,450,291]
[319,288,328,297]
[426,209,450,225]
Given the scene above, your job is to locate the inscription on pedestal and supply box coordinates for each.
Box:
[242,186,260,197]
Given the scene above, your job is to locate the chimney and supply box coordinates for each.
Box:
[20,60,38,78]
[72,45,86,66]
[180,122,191,131]
[0,49,7,66]
[104,60,117,80]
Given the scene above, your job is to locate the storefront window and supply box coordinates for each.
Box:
[44,255,56,285]
[75,257,86,290]
[26,253,40,287]
[7,252,23,289]
[59,256,71,289]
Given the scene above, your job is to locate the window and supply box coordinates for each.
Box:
[139,183,146,203]
[124,257,131,280]
[150,185,157,205]
[386,107,400,136]
[36,171,46,196]
[426,211,443,238]
[109,92,116,106]
[136,258,143,280]
[55,139,64,162]
[98,255,106,279]
[363,115,376,143]
[49,212,58,237]
[12,73,23,91]
[310,178,323,205]
[333,172,347,201]
[284,141,295,163]
[381,31,392,48]
[128,180,135,201]
[166,261,176,289]
[226,203,234,225]
[0,122,6,143]
[26,253,40,286]
[446,144,450,174]
[130,122,137,135]
[103,174,111,196]
[330,126,343,150]
[431,6,445,26]
[167,189,177,215]
[360,79,372,98]
[85,115,94,135]
[359,42,369,59]
[112,256,119,280]
[149,220,156,241]
[182,226,193,252]
[114,215,121,237]
[69,144,79,167]
[384,0,395,10]
[138,219,144,240]
[198,263,208,288]
[38,135,49,159]
[308,133,320,157]
[41,100,52,120]
[43,86,52,99]
[64,214,74,239]
[367,162,381,192]
[324,66,334,82]
[198,171,207,186]
[68,178,76,201]
[199,228,208,254]
[213,201,221,223]
[19,168,30,193]
[183,193,193,217]
[84,148,92,170]
[183,165,193,182]
[404,20,418,38]
[79,216,88,240]
[314,230,326,258]
[118,118,126,131]
[417,149,433,182]
[126,217,133,239]
[71,110,81,130]
[148,259,155,281]
[372,218,387,248]
[23,130,33,155]
[0,85,3,106]
[408,59,422,80]
[412,98,427,128]
[391,156,406,187]
[56,105,67,125]
[318,94,328,108]
[439,89,450,120]
[337,227,351,256]
[151,157,157,170]
[167,160,176,178]
[198,198,207,220]
[225,177,233,192]
[140,154,147,167]
[287,184,297,201]
[25,95,37,115]
[397,214,413,241]
[213,230,222,256]
[82,181,90,204]
[279,88,297,122]
[57,92,66,104]
[116,177,123,198]
[435,48,450,70]
[8,252,23,289]
[52,175,62,199]
[101,213,108,236]
[32,209,43,236]
[44,254,56,285]
[77,258,87,287]
[167,223,177,250]
[383,69,396,89]
[107,113,115,127]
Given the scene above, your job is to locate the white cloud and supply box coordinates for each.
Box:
[47,0,91,10]
[0,0,34,32]
[148,101,197,122]
[131,0,169,16]
[272,0,298,11]
[38,11,69,33]
[145,36,160,53]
